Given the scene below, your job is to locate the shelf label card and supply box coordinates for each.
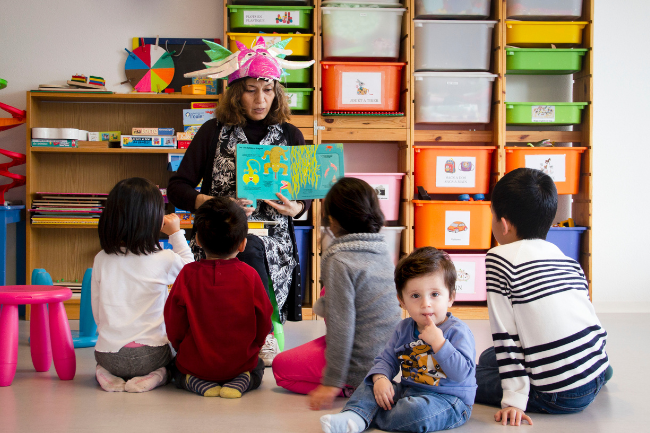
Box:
[341,72,382,105]
[445,211,470,246]
[436,156,476,188]
[453,260,477,294]
[524,154,566,182]
[532,105,556,123]
[370,183,389,201]
[243,10,300,27]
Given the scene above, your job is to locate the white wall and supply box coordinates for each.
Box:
[592,1,650,312]
[0,1,648,311]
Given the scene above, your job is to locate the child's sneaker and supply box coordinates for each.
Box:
[259,334,280,367]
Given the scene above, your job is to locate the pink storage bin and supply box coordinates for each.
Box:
[346,173,405,221]
[448,253,487,301]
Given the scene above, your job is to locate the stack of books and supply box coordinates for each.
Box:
[30,192,108,225]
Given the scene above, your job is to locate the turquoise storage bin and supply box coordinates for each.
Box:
[228,5,313,31]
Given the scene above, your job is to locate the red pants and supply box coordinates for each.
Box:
[272,335,350,396]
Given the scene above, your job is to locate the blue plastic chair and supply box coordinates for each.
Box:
[32,268,97,348]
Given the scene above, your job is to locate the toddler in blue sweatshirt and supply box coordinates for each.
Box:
[321,247,477,433]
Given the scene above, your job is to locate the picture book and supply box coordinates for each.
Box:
[236,143,344,204]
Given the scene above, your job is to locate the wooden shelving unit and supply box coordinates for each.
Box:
[25,92,218,319]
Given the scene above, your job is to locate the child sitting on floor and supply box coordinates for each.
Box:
[475,168,610,426]
[272,177,402,410]
[92,177,194,393]
[164,197,272,398]
[321,247,476,433]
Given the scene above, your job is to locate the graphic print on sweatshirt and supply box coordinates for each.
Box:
[396,340,447,386]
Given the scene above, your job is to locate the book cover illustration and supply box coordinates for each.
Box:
[236,143,344,204]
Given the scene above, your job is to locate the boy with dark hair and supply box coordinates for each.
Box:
[476,168,610,426]
[164,197,272,398]
[321,247,476,433]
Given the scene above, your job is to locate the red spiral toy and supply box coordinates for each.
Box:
[0,82,27,204]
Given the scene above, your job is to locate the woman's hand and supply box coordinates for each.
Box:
[263,193,303,218]
[232,198,255,217]
[372,375,395,410]
[161,213,181,236]
[308,385,340,411]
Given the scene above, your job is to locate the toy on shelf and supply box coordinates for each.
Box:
[458,194,485,202]
[527,139,554,147]
[66,74,107,90]
[123,45,175,93]
[554,218,575,228]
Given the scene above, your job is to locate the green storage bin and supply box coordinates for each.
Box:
[228,5,313,31]
[282,67,311,85]
[506,48,588,75]
[506,102,588,125]
[285,88,313,111]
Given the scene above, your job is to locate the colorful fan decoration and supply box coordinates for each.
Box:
[124,45,175,93]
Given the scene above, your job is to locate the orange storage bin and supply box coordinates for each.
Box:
[414,146,496,195]
[413,200,492,250]
[505,147,586,195]
[321,61,406,112]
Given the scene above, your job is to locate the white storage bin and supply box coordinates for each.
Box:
[322,7,407,60]
[414,20,497,71]
[507,0,583,21]
[321,226,405,265]
[415,0,492,19]
[414,72,497,124]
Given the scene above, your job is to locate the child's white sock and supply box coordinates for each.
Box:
[320,411,366,433]
[95,365,126,392]
[125,367,168,393]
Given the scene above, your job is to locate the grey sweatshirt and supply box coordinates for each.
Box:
[314,233,402,389]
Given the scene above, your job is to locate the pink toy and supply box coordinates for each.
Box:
[0,286,76,386]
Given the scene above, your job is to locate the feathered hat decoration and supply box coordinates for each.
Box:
[184,37,314,85]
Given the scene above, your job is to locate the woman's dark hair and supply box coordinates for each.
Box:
[216,78,292,126]
[98,177,164,255]
[194,197,248,258]
[323,177,385,234]
[491,168,558,240]
[395,247,457,299]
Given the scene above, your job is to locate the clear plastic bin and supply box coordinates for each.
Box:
[414,20,497,71]
[415,0,492,19]
[414,72,497,124]
[322,7,407,60]
[507,0,583,21]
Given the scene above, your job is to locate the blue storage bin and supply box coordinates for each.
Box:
[293,225,313,298]
[546,227,587,261]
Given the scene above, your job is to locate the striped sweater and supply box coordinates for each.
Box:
[486,239,609,411]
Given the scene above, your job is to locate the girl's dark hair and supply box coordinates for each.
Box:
[395,247,457,298]
[491,168,558,240]
[216,78,292,127]
[194,197,248,258]
[98,177,164,255]
[323,177,385,234]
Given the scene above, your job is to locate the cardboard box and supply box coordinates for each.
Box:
[191,78,217,95]
[183,109,216,126]
[31,139,77,148]
[88,131,121,142]
[191,102,218,109]
[132,128,175,136]
[121,135,177,148]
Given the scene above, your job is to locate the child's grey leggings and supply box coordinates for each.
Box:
[95,344,173,379]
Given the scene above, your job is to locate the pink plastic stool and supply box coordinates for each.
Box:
[0,286,76,386]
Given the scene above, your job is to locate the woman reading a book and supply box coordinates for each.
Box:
[168,37,314,366]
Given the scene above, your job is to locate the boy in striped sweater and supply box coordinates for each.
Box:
[476,168,610,426]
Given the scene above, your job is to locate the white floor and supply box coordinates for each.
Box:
[0,314,646,433]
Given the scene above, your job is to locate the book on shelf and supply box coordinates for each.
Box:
[30,192,107,224]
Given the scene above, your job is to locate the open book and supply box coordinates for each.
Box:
[236,143,344,204]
